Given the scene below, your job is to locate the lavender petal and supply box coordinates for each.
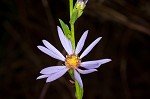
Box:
[77,68,97,74]
[40,66,66,74]
[37,75,49,79]
[68,40,73,53]
[80,37,102,59]
[80,59,111,69]
[37,46,64,61]
[57,26,73,55]
[46,68,68,83]
[42,40,65,61]
[85,0,88,4]
[75,30,88,54]
[80,62,99,69]
[74,69,83,88]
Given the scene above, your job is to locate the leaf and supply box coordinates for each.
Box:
[70,8,78,25]
[59,19,71,40]
[77,10,83,19]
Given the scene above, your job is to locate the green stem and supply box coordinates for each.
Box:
[69,0,73,18]
[69,70,83,99]
[69,0,75,49]
[69,0,82,99]
[71,24,75,49]
[75,80,80,99]
[75,80,83,99]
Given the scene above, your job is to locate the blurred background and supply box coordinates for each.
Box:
[0,0,150,99]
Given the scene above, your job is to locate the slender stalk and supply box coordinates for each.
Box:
[69,0,82,99]
[69,0,75,49]
[75,80,83,99]
[75,80,80,99]
[69,0,73,18]
[71,24,75,49]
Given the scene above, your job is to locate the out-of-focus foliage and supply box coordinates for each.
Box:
[0,0,150,99]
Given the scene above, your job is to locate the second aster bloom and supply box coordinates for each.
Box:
[37,26,111,88]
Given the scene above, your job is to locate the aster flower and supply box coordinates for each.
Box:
[37,26,111,88]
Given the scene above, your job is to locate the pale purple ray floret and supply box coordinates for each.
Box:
[37,26,111,88]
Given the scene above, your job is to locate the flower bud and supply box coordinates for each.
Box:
[70,0,88,24]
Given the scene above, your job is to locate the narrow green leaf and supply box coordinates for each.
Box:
[59,19,71,40]
[77,10,83,19]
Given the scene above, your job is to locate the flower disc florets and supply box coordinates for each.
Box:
[65,54,81,69]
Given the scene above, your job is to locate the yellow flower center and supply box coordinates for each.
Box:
[65,54,81,69]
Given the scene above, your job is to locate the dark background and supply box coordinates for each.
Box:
[0,0,150,99]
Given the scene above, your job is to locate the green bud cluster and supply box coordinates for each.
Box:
[70,0,87,25]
